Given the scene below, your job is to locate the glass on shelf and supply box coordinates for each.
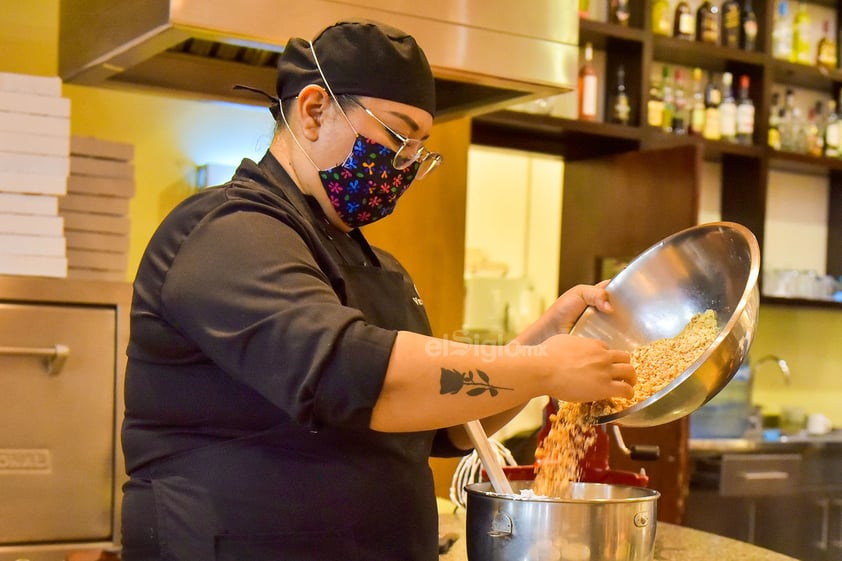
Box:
[763,269,840,301]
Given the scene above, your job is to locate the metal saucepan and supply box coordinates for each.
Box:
[466,480,659,561]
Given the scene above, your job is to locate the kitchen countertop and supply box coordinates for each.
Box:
[437,510,799,561]
[690,429,842,454]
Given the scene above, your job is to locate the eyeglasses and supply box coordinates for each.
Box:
[346,97,443,181]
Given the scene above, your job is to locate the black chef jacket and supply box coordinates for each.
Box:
[121,151,462,561]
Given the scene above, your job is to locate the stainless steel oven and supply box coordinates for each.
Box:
[0,275,130,561]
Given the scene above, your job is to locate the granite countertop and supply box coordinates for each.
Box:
[437,510,799,561]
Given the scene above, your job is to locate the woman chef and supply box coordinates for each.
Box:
[120,19,636,561]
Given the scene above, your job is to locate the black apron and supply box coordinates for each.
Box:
[121,163,439,561]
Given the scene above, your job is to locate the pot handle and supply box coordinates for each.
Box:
[488,512,513,538]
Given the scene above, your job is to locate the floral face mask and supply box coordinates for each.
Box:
[316,135,419,227]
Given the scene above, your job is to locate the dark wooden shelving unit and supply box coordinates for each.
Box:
[471,0,842,308]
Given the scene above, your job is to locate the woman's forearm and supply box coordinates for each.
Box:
[370,331,549,433]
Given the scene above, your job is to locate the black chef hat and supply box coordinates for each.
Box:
[275,19,436,116]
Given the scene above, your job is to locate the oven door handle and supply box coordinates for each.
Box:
[0,344,70,375]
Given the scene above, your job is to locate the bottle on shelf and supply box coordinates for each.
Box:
[689,67,706,136]
[816,20,838,69]
[824,99,840,158]
[672,68,688,135]
[652,0,672,36]
[768,91,782,150]
[806,101,824,157]
[610,64,631,125]
[647,73,665,128]
[735,74,755,145]
[740,0,758,51]
[696,1,720,45]
[673,0,695,40]
[779,88,797,151]
[719,72,737,142]
[578,42,598,121]
[835,91,842,155]
[661,65,675,132]
[720,0,741,48]
[791,107,807,153]
[772,0,793,61]
[703,71,722,140]
[609,0,631,26]
[579,0,591,18]
[791,1,812,65]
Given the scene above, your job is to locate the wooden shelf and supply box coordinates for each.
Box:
[473,111,767,163]
[642,131,765,161]
[579,19,647,49]
[652,36,766,72]
[770,59,842,92]
[471,111,643,160]
[766,149,842,175]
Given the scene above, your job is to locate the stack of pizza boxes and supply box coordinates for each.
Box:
[61,136,134,281]
[0,72,70,278]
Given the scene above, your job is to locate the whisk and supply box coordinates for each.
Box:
[448,436,518,509]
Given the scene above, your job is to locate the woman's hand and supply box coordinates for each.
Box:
[513,282,613,346]
[540,333,635,402]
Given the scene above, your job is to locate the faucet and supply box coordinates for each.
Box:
[754,354,791,385]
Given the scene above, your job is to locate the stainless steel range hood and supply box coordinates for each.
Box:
[59,0,579,119]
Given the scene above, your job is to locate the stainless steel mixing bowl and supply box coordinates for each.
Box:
[570,221,761,427]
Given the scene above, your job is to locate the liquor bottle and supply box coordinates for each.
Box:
[720,0,741,48]
[779,88,796,151]
[647,74,664,128]
[578,42,598,121]
[696,1,720,45]
[816,20,838,69]
[824,100,840,158]
[703,72,722,140]
[661,65,675,132]
[791,107,807,153]
[772,0,793,61]
[611,65,631,124]
[740,0,758,51]
[579,0,591,18]
[806,101,824,157]
[652,0,672,35]
[735,74,755,145]
[673,0,694,40]
[609,0,630,26]
[791,2,812,65]
[719,72,737,142]
[768,92,782,150]
[836,91,842,155]
[689,67,706,135]
[672,68,688,134]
